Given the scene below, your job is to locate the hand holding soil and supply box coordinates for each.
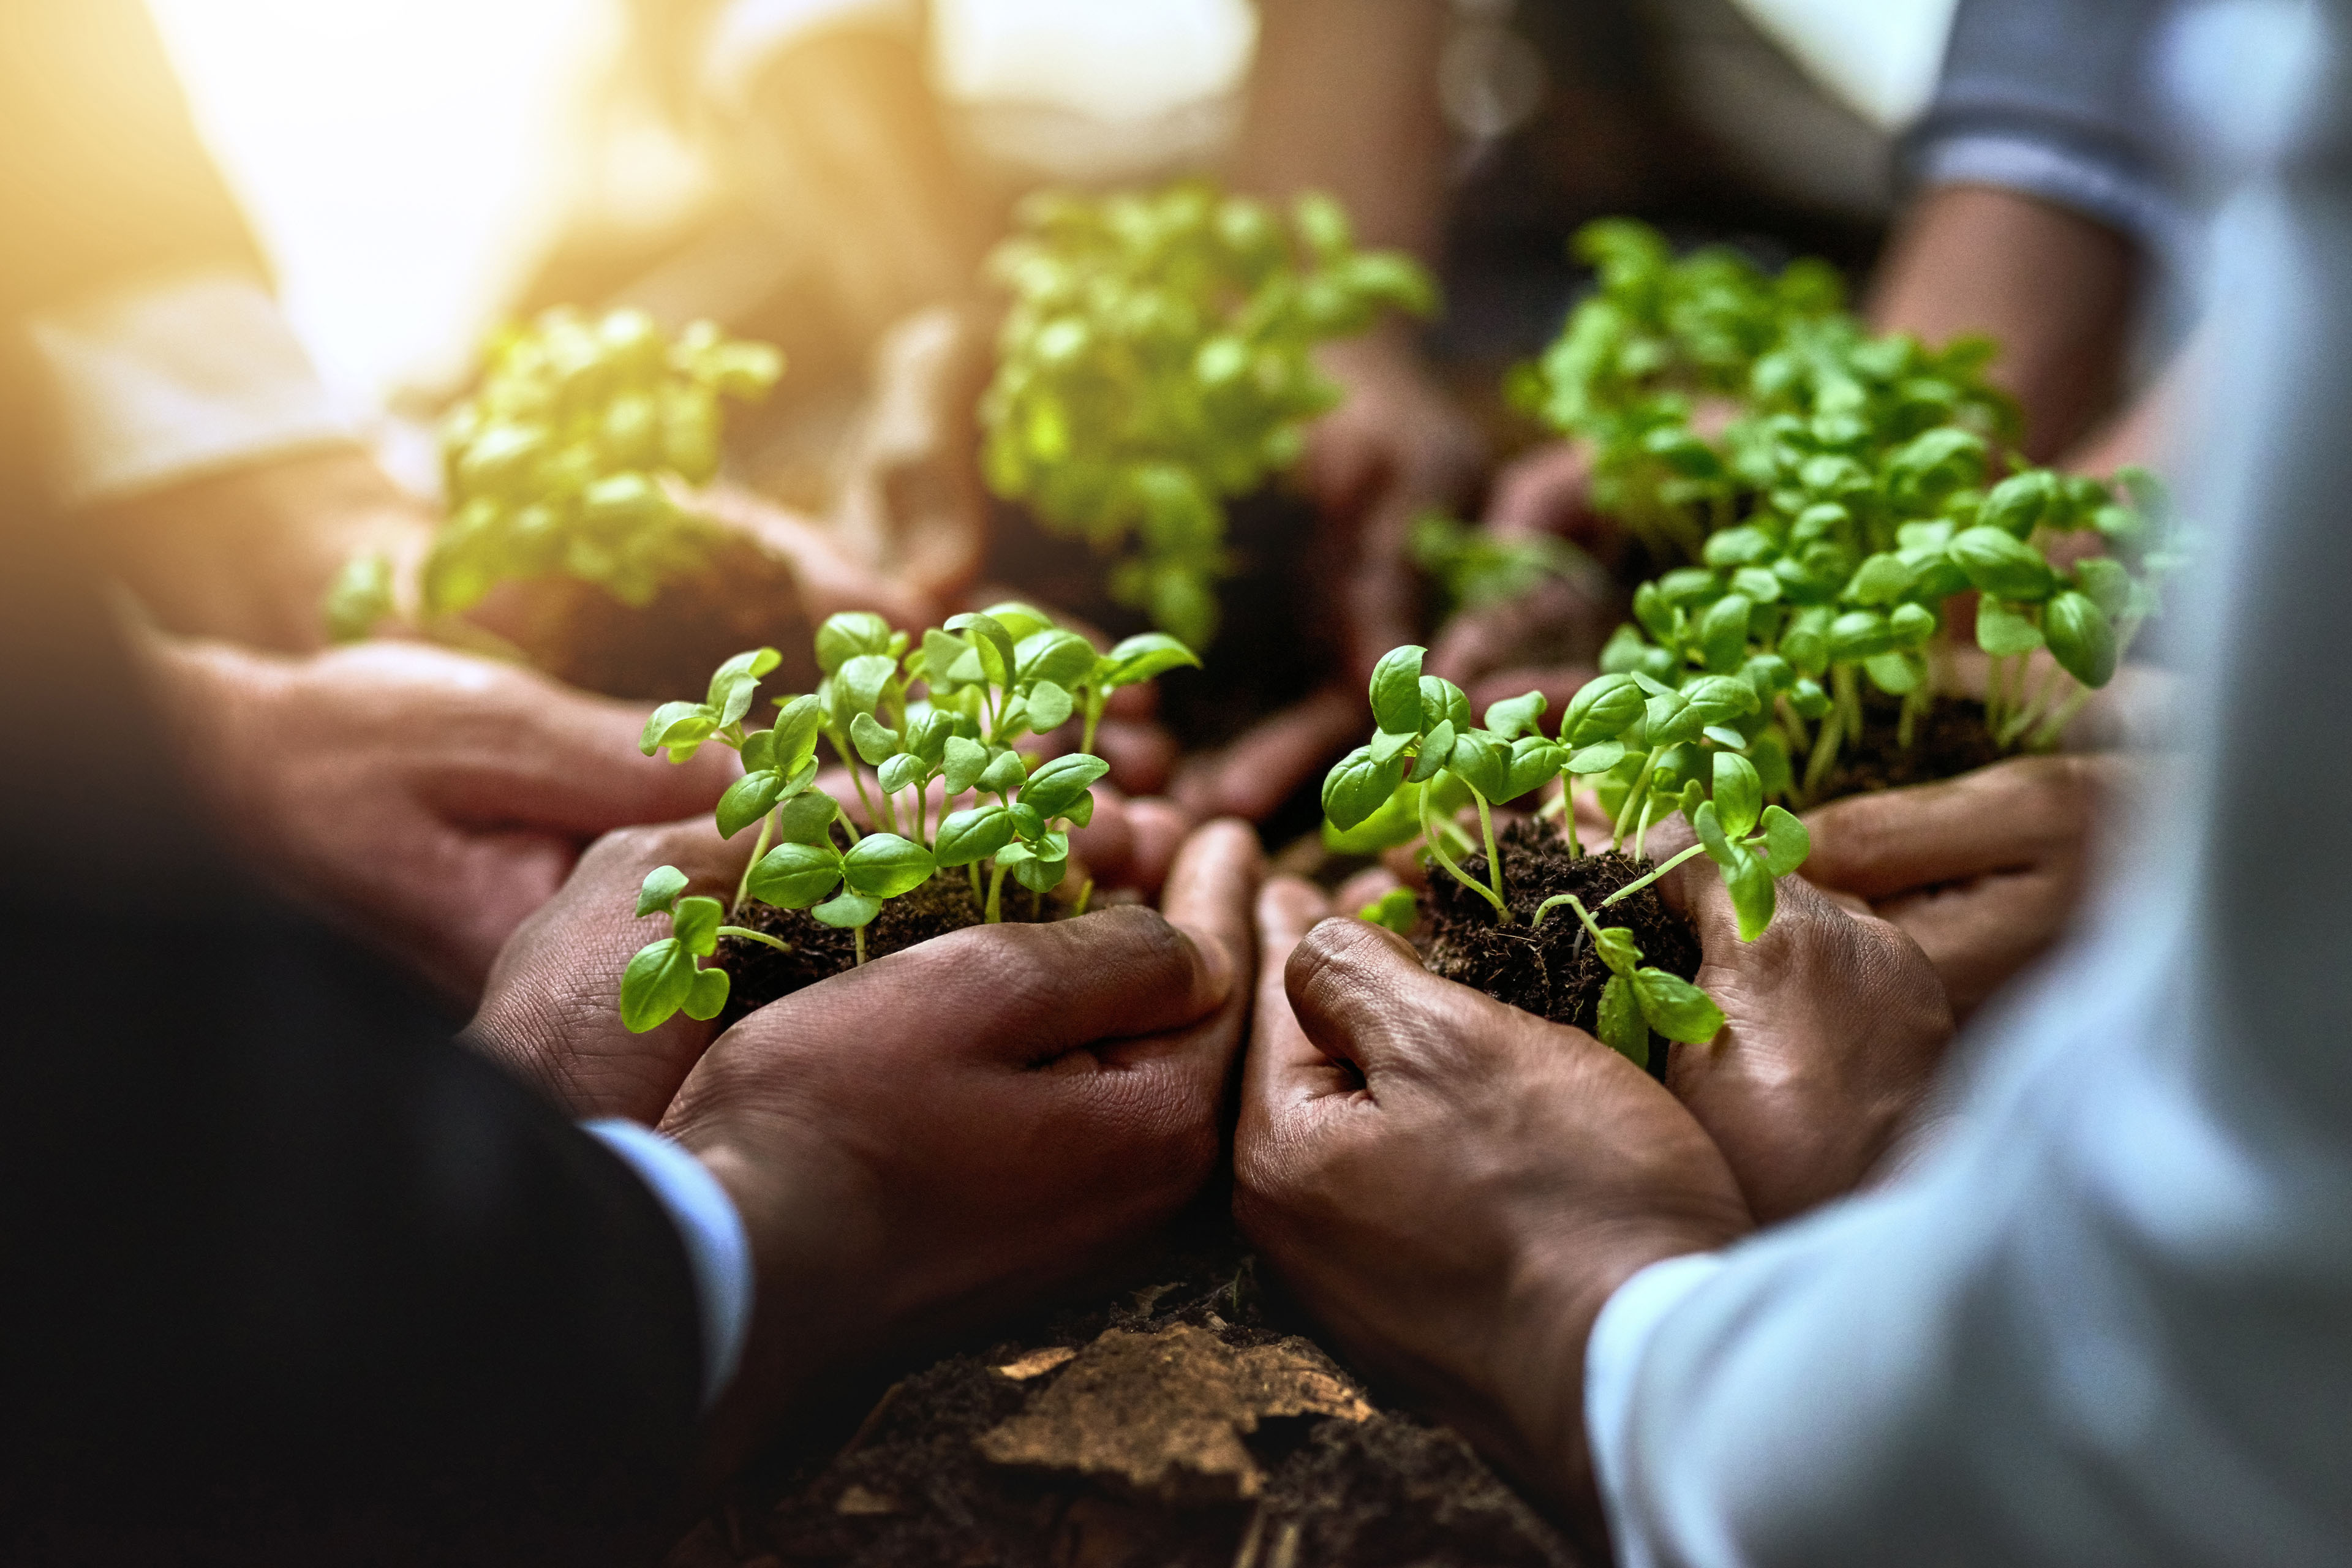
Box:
[662,821,1263,1469]
[1235,899,1751,1529]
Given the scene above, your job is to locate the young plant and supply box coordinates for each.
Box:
[979,179,1436,647]
[325,308,783,640]
[620,610,1199,1031]
[1409,510,1592,624]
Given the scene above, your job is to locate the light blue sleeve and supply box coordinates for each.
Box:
[582,1118,755,1409]
[1588,6,2352,1561]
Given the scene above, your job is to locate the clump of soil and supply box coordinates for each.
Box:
[714,872,1079,1023]
[1419,818,1702,1069]
[668,1207,1583,1568]
[1812,693,2003,805]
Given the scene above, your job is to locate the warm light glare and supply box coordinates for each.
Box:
[931,0,1257,124]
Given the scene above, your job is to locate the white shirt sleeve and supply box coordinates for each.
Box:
[23,271,360,509]
[581,1118,756,1409]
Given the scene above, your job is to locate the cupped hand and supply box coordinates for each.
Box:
[1646,824,1956,1223]
[1798,753,2125,1022]
[156,637,736,1007]
[467,816,755,1124]
[1234,887,1749,1521]
[663,821,1263,1460]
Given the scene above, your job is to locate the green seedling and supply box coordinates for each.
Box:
[1409,511,1593,623]
[979,179,1435,647]
[622,610,1198,1031]
[326,308,782,641]
[1542,903,1724,1072]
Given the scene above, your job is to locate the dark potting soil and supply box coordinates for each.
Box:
[713,872,1074,1024]
[1419,819,1701,1076]
[669,1200,1585,1568]
[524,538,818,703]
[1811,693,2004,805]
[984,489,1343,761]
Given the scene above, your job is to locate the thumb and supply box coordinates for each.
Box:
[1283,915,1509,1086]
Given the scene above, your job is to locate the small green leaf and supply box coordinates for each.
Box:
[878,752,928,794]
[831,654,898,730]
[746,841,844,908]
[1407,719,1457,785]
[1789,678,1831,720]
[1976,597,2043,657]
[1864,653,1922,695]
[1563,673,1643,745]
[683,965,731,1022]
[1322,745,1405,832]
[942,734,990,794]
[2043,590,2117,687]
[946,611,1017,688]
[641,701,717,761]
[717,769,786,839]
[1683,675,1760,725]
[1025,679,1075,733]
[635,865,689,918]
[815,613,894,674]
[1595,924,1642,975]
[1483,690,1547,741]
[851,712,902,766]
[1011,852,1068,894]
[1702,725,1747,750]
[1360,887,1419,934]
[671,895,724,956]
[772,790,839,845]
[1100,631,1201,687]
[1020,752,1110,818]
[769,694,824,771]
[1950,526,2054,601]
[1370,645,1427,734]
[1757,805,1811,876]
[842,834,935,898]
[1448,729,1512,801]
[707,646,783,704]
[1694,800,1734,866]
[1567,739,1626,775]
[1506,737,1566,798]
[811,891,883,929]
[620,938,695,1033]
[935,804,1017,866]
[1630,968,1724,1045]
[1699,594,1754,672]
[1015,628,1099,690]
[977,749,1030,796]
[1370,726,1414,764]
[1596,973,1650,1068]
[1723,845,1776,941]
[1418,675,1471,734]
[1828,609,1896,663]
[1713,752,1763,837]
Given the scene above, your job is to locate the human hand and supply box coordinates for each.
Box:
[1799,753,2125,1022]
[663,821,1262,1464]
[1234,888,1750,1525]
[154,637,735,1007]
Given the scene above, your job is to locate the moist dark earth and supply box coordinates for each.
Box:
[1813,693,2005,804]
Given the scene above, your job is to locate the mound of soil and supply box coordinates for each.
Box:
[668,1204,1583,1568]
[1418,819,1701,1073]
[1812,693,2003,805]
[714,872,1079,1023]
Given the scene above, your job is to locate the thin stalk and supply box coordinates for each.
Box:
[846,761,884,837]
[2002,662,2067,749]
[1031,885,1042,920]
[1080,694,1104,756]
[733,809,776,916]
[1800,701,1845,805]
[1632,794,1657,864]
[1778,696,1811,757]
[1472,791,1507,912]
[716,924,791,954]
[1556,780,1582,858]
[985,861,1009,924]
[854,925,867,966]
[912,783,928,847]
[1896,687,1923,750]
[1072,878,1094,917]
[1419,793,1509,922]
[968,861,984,899]
[1835,664,1863,745]
[2029,684,2098,750]
[1609,752,1656,851]
[1598,842,1710,908]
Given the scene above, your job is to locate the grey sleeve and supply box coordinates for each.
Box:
[1902,0,2187,258]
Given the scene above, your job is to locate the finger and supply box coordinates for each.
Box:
[1801,755,2109,900]
[1121,797,1196,899]
[1155,819,1264,1016]
[1065,783,1137,891]
[1091,716,1177,797]
[1333,866,1404,918]
[1282,915,1523,1085]
[1244,877,1348,1109]
[1172,685,1363,823]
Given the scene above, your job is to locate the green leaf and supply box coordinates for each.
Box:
[811,891,883,929]
[1596,974,1650,1069]
[851,712,902,766]
[1645,691,1704,747]
[1699,594,1753,672]
[684,965,731,1022]
[746,841,844,908]
[979,601,1057,643]
[1020,752,1110,818]
[942,734,990,794]
[1448,729,1512,801]
[1694,799,1734,866]
[1322,776,1425,852]
[1789,678,1831,720]
[1360,887,1418,934]
[769,694,824,771]
[815,612,894,675]
[1975,597,2043,657]
[842,834,935,899]
[1630,968,1725,1045]
[1507,737,1566,798]
[1723,844,1776,940]
[1407,719,1458,785]
[1563,673,1645,745]
[1950,526,2054,601]
[1025,679,1075,733]
[1888,601,1937,647]
[1594,924,1642,976]
[1758,805,1811,876]
[1702,725,1747,750]
[1369,726,1414,764]
[1847,552,1917,606]
[935,804,1017,866]
[1567,739,1626,775]
[1370,645,1427,734]
[707,646,783,706]
[1419,676,1471,734]
[1864,652,1922,695]
[671,895,725,956]
[946,611,1017,688]
[1322,745,1405,831]
[1100,631,1202,687]
[1713,752,1763,837]
[2043,590,2118,687]
[1011,852,1068,894]
[1015,628,1098,691]
[635,865,689,918]
[1483,690,1547,741]
[1828,609,1896,663]
[1683,675,1760,725]
[772,790,839,845]
[641,701,717,761]
[878,752,928,794]
[922,628,973,687]
[620,939,695,1033]
[717,769,786,839]
[831,654,897,730]
[977,748,1030,797]
[2074,556,2133,620]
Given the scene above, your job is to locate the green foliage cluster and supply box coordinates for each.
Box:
[1321,645,1819,1062]
[324,309,783,641]
[979,179,1436,649]
[1409,511,1590,622]
[621,608,1199,1033]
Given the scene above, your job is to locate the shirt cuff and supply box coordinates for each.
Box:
[582,1118,755,1409]
[23,271,361,510]
[1907,132,2196,273]
[700,0,922,113]
[1584,1251,1729,1568]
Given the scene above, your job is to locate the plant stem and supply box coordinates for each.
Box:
[1419,793,1509,923]
[985,861,1009,924]
[1835,663,1863,745]
[1633,794,1657,864]
[1800,699,1844,806]
[1556,782,1582,857]
[2002,662,2067,749]
[1072,878,1094,916]
[969,861,984,899]
[1080,695,1104,756]
[716,924,791,954]
[1609,752,1656,851]
[846,763,882,837]
[1473,790,1507,911]
[1598,842,1709,907]
[854,925,867,966]
[733,809,775,916]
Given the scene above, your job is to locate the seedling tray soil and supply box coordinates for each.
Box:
[668,1202,1583,1568]
[1810,691,2004,803]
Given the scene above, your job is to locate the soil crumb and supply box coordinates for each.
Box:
[1419,819,1700,1064]
[1812,693,2003,804]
